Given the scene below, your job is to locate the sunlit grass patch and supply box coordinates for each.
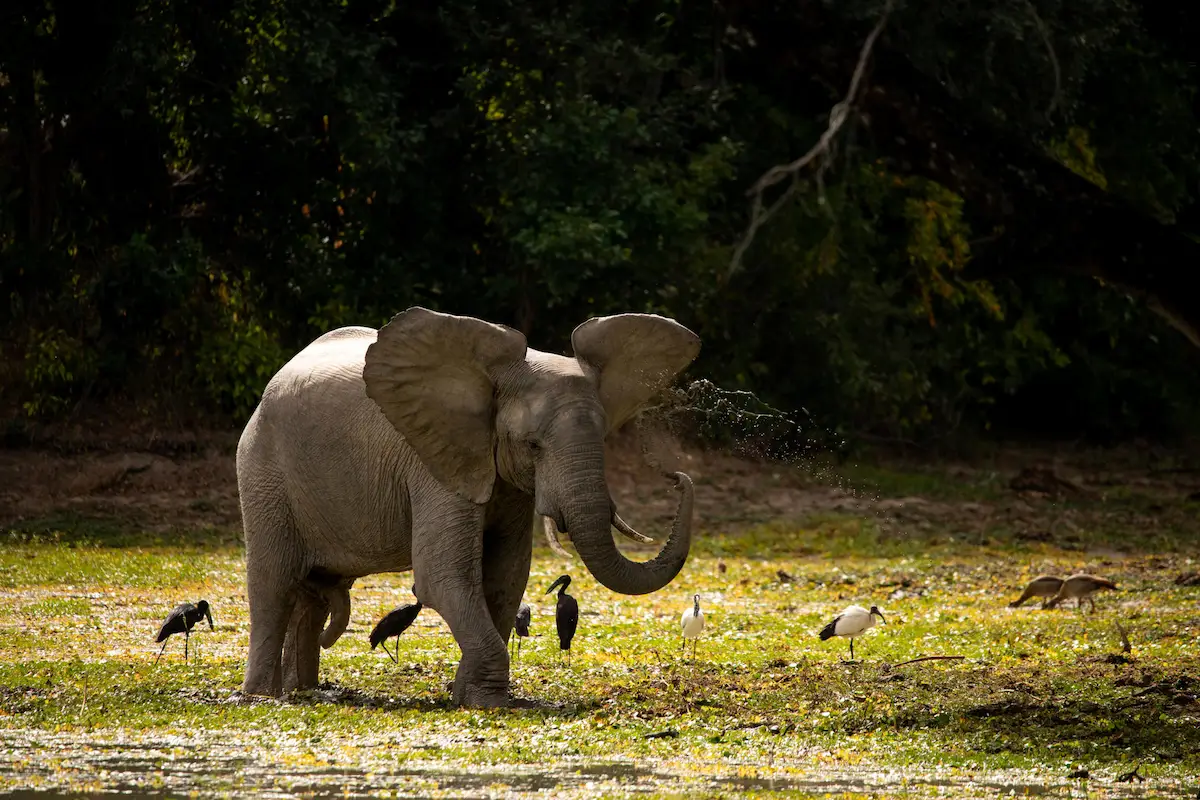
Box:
[1,498,1198,797]
[829,462,1007,503]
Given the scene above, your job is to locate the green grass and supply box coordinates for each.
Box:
[1,491,1198,798]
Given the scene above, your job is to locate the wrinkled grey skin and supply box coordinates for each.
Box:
[237,306,700,707]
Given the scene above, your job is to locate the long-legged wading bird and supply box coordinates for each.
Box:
[1009,575,1064,608]
[369,602,423,663]
[512,603,531,661]
[681,594,704,661]
[1045,573,1118,612]
[155,600,214,665]
[818,604,885,661]
[546,575,578,665]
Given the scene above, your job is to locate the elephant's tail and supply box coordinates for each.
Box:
[319,584,351,649]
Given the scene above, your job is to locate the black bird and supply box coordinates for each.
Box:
[369,602,423,663]
[511,603,531,660]
[546,575,578,665]
[154,600,214,664]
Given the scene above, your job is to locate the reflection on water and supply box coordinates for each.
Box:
[0,738,1195,800]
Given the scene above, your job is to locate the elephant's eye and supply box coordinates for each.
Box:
[526,439,542,455]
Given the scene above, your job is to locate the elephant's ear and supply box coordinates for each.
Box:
[364,307,527,504]
[571,313,701,434]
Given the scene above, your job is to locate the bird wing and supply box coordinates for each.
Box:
[155,603,195,642]
[558,596,579,646]
[818,615,842,641]
[369,603,422,649]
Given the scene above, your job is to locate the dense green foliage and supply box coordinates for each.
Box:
[2,0,1198,442]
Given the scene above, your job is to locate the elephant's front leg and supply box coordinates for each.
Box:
[482,484,535,646]
[411,490,511,708]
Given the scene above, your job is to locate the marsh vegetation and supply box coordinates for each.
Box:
[2,437,1197,798]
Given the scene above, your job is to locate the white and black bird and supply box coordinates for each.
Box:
[818,604,885,661]
[546,574,578,665]
[680,594,704,661]
[512,603,531,660]
[369,601,423,663]
[154,599,214,664]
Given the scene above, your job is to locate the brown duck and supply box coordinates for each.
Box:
[1045,573,1118,612]
[1008,575,1064,608]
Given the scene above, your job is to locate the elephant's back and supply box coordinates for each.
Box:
[246,324,400,457]
[237,326,416,570]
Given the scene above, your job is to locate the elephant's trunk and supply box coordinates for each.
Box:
[563,471,694,596]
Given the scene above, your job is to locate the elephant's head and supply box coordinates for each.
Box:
[362,306,700,596]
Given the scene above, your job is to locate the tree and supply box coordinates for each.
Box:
[726,0,1200,344]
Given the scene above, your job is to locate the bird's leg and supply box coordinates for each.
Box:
[154,639,169,665]
[184,630,190,664]
[382,637,398,665]
[849,639,855,662]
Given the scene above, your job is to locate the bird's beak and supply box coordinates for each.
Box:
[874,611,887,624]
[205,609,215,629]
[545,576,565,595]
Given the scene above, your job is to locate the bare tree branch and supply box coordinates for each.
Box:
[727,0,895,279]
[889,655,966,668]
[1023,0,1062,121]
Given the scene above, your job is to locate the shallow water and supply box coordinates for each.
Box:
[0,730,1194,799]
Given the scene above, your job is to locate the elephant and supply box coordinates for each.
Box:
[236,306,700,707]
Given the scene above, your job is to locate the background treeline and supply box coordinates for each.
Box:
[2,0,1199,447]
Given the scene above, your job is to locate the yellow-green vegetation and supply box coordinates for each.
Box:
[1,465,1198,799]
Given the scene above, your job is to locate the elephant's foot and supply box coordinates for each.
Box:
[240,678,283,699]
[451,662,512,708]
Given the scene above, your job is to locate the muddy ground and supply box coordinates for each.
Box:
[4,420,1200,554]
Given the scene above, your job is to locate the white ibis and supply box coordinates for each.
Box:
[154,600,214,664]
[512,603,531,660]
[1009,575,1064,608]
[680,594,704,661]
[1045,574,1118,612]
[546,575,578,665]
[818,604,885,661]
[369,601,423,663]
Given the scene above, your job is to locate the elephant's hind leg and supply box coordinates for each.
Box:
[282,577,354,692]
[243,577,294,697]
[283,586,328,692]
[241,517,306,697]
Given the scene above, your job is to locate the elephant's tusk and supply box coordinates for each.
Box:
[542,516,574,558]
[612,510,656,544]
